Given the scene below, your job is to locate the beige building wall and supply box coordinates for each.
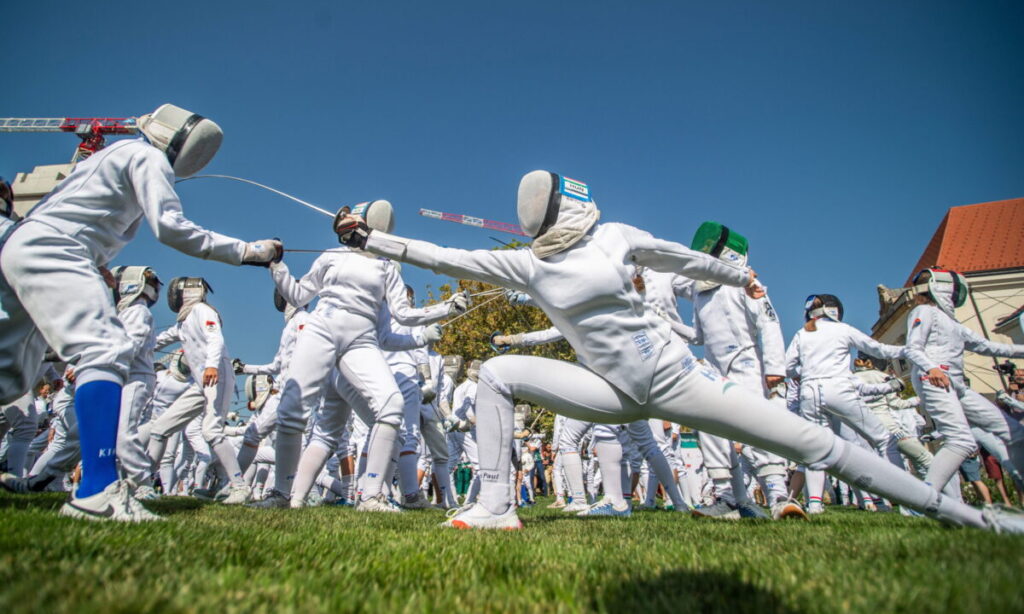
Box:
[12,163,75,217]
[873,268,1024,397]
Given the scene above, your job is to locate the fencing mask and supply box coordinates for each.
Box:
[136,104,223,178]
[167,277,213,319]
[912,267,968,318]
[466,359,483,383]
[246,374,274,411]
[690,222,749,293]
[443,355,465,382]
[110,266,161,312]
[335,200,394,237]
[804,294,844,322]
[517,170,600,259]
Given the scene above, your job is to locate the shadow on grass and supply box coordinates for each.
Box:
[596,568,802,614]
[145,497,209,515]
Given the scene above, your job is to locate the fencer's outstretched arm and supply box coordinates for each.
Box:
[366,232,534,291]
[960,326,1024,359]
[377,302,435,351]
[845,325,905,362]
[499,326,565,348]
[154,326,181,350]
[383,264,455,326]
[130,147,248,265]
[618,225,751,287]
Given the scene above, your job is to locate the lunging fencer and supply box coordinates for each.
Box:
[335,169,1024,532]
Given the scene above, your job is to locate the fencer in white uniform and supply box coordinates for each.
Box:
[277,309,431,509]
[109,266,161,498]
[149,354,194,494]
[338,169,1024,532]
[903,268,1024,495]
[147,278,250,504]
[446,362,483,505]
[784,295,907,513]
[265,201,459,511]
[0,104,281,522]
[683,224,801,519]
[419,348,458,508]
[1,370,79,493]
[852,356,933,476]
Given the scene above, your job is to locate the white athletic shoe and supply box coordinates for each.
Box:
[356,493,404,513]
[982,505,1024,534]
[691,499,741,520]
[562,499,590,513]
[221,484,251,505]
[0,472,42,494]
[771,499,809,521]
[401,492,433,510]
[577,498,632,518]
[247,489,290,509]
[807,502,825,515]
[442,503,523,530]
[59,480,163,523]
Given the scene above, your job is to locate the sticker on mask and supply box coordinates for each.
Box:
[560,177,591,203]
[351,202,370,217]
[121,282,141,295]
[824,306,840,320]
[632,331,654,361]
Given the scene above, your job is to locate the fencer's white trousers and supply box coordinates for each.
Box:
[274,314,402,499]
[0,221,134,402]
[800,377,904,468]
[30,406,80,479]
[472,340,986,527]
[914,374,1024,492]
[0,394,38,476]
[148,377,234,448]
[117,375,155,484]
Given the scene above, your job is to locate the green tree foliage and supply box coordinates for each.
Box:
[420,241,574,439]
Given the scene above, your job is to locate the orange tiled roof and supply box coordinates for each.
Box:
[905,198,1024,286]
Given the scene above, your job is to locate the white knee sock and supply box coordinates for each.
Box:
[273,430,303,496]
[761,474,788,504]
[647,451,685,507]
[925,446,969,494]
[360,423,399,501]
[805,470,826,507]
[560,452,587,502]
[291,443,332,507]
[237,444,259,474]
[594,441,626,506]
[397,452,421,498]
[211,440,245,487]
[826,438,984,528]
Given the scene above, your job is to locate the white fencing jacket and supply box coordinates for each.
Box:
[692,284,785,378]
[785,319,905,382]
[905,304,1024,384]
[23,139,245,267]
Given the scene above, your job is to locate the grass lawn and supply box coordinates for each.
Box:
[1,493,1022,614]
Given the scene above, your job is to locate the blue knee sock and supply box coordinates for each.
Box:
[74,380,122,498]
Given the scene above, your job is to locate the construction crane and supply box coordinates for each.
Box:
[0,117,138,162]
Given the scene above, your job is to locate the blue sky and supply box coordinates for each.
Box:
[2,1,1023,368]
